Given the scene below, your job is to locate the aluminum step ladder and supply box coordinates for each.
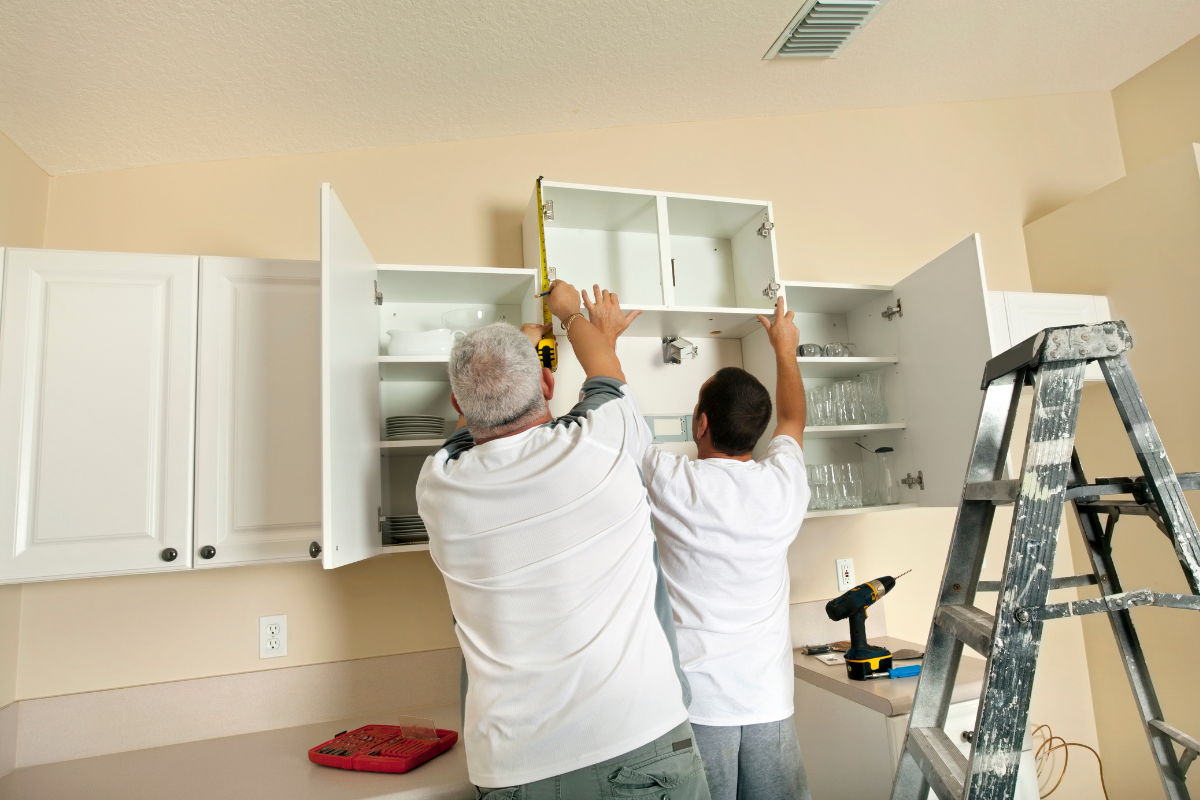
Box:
[890,321,1200,800]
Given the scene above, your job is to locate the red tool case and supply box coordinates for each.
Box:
[308,724,458,773]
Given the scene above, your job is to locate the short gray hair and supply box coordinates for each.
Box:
[448,323,546,438]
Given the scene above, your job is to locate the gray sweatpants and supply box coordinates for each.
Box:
[691,717,812,800]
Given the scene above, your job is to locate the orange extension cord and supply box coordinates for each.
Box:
[1031,724,1109,800]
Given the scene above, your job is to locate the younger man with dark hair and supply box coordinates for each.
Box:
[641,296,812,800]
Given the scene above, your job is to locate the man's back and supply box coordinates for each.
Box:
[418,378,688,787]
[643,435,810,726]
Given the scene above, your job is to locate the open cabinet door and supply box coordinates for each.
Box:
[320,184,383,568]
[893,235,996,507]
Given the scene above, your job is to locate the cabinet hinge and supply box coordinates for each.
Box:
[378,506,385,532]
[882,299,902,321]
[757,215,774,238]
[374,281,383,306]
[901,471,924,490]
[542,199,554,221]
[663,337,699,364]
[762,279,781,300]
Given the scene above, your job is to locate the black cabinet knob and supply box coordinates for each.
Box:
[161,548,178,562]
[199,545,216,559]
[309,541,322,559]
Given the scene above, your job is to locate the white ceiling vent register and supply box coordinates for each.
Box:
[764,0,889,59]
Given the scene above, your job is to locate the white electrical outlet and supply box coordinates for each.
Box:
[259,614,288,659]
[836,558,855,592]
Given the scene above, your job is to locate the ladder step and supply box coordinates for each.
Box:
[977,574,1097,593]
[963,479,1019,504]
[935,605,994,657]
[906,727,966,800]
[1150,719,1200,776]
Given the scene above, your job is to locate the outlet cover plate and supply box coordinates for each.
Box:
[259,614,288,659]
[836,558,855,592]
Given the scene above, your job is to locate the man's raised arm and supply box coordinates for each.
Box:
[756,295,805,447]
[546,281,641,383]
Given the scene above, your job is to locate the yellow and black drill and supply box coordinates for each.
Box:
[825,572,908,681]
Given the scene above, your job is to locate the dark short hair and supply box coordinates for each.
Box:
[697,367,772,455]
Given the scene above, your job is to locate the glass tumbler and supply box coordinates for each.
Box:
[857,370,887,424]
[824,342,857,358]
[835,380,866,425]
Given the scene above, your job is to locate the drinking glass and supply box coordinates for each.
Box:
[824,342,857,358]
[860,457,880,506]
[845,463,865,508]
[799,344,823,358]
[857,370,887,424]
[835,380,866,425]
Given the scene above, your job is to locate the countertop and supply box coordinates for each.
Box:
[0,703,473,800]
[793,636,987,717]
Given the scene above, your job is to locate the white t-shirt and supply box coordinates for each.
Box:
[416,378,689,788]
[642,435,810,727]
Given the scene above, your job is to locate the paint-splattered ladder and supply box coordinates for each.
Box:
[890,320,1200,800]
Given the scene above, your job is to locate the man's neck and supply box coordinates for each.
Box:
[696,446,753,462]
[474,410,554,445]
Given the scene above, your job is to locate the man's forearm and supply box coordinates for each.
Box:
[566,316,626,382]
[775,350,805,425]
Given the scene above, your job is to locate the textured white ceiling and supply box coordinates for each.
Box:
[3,0,1200,175]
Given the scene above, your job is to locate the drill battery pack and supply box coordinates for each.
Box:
[845,646,893,680]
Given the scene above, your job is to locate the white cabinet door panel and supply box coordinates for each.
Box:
[195,257,322,567]
[1000,291,1108,381]
[0,249,198,582]
[893,235,996,507]
[320,185,383,568]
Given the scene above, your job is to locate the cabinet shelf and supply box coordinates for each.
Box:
[382,541,430,553]
[782,281,892,314]
[619,306,772,339]
[804,422,906,439]
[379,356,450,382]
[376,265,537,305]
[797,356,898,378]
[380,440,445,455]
[807,503,919,518]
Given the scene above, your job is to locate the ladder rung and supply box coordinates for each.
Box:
[1035,588,1200,621]
[1150,719,1200,754]
[977,574,1097,593]
[1065,471,1200,500]
[906,727,966,800]
[1150,719,1200,777]
[963,479,1019,504]
[935,605,994,657]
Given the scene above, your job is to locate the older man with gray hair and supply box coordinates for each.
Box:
[417,280,711,800]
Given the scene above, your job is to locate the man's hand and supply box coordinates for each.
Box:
[544,280,581,323]
[583,284,642,344]
[520,323,552,349]
[756,295,799,356]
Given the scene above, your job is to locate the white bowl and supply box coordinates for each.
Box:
[386,328,463,356]
[441,308,501,332]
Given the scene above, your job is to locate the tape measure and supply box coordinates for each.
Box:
[535,177,558,372]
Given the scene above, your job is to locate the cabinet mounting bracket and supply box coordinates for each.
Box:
[882,299,903,321]
[374,281,383,306]
[663,337,699,364]
[378,506,385,533]
[762,279,781,300]
[901,470,924,490]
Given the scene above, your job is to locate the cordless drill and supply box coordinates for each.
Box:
[825,574,904,681]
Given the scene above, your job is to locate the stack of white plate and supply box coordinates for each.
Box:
[384,515,428,545]
[385,415,445,440]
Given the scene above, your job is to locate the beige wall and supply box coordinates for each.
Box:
[0,131,49,249]
[17,92,1124,797]
[1025,144,1200,799]
[0,131,47,709]
[1113,34,1200,173]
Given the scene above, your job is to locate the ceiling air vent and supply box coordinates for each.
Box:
[764,0,888,59]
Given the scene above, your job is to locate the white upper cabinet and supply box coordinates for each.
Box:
[0,249,198,582]
[891,235,996,507]
[320,184,383,568]
[524,180,779,339]
[194,257,323,567]
[988,291,1111,382]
